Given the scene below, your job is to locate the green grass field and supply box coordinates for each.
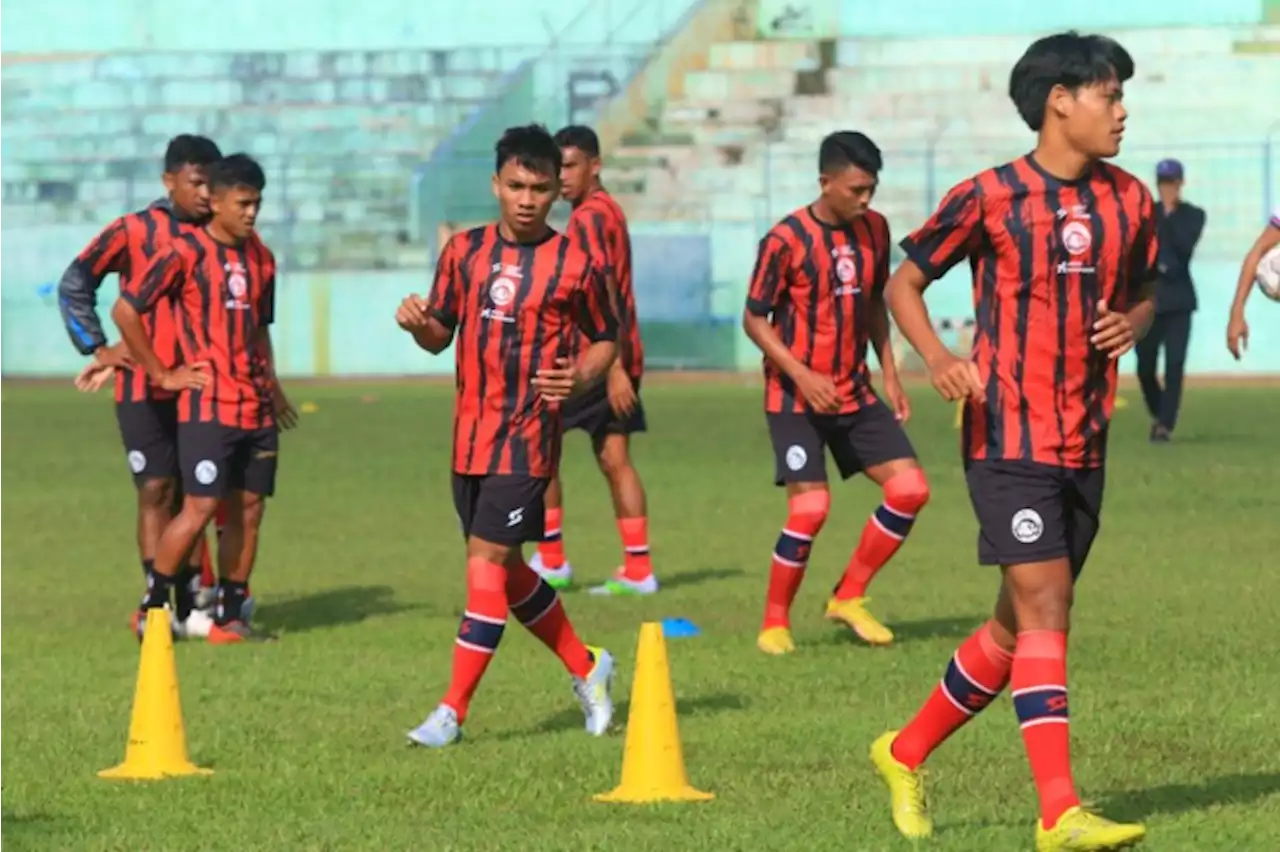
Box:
[4,379,1280,851]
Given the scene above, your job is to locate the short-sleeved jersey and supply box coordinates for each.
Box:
[565,189,644,379]
[125,229,277,430]
[745,205,891,414]
[58,200,200,403]
[428,225,618,478]
[900,155,1159,469]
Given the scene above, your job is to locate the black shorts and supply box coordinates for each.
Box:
[965,460,1105,577]
[116,397,180,485]
[562,376,646,438]
[767,399,917,486]
[452,474,548,547]
[178,422,279,499]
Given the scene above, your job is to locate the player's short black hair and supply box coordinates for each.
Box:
[494,124,562,177]
[1009,31,1135,131]
[818,131,882,176]
[208,153,266,193]
[163,134,222,173]
[553,125,601,158]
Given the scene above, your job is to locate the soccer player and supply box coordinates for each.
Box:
[1225,204,1280,360]
[111,153,294,645]
[59,134,224,636]
[396,124,617,748]
[872,32,1155,850]
[743,131,928,656]
[526,124,656,596]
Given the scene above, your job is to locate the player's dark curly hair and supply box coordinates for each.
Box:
[163,134,221,173]
[495,124,562,177]
[553,125,601,158]
[208,153,267,193]
[1009,31,1135,131]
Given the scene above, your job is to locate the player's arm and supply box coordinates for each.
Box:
[58,218,133,367]
[110,247,208,391]
[534,265,619,402]
[398,241,460,353]
[886,180,985,400]
[866,218,911,420]
[741,235,807,378]
[253,271,297,428]
[1226,215,1280,359]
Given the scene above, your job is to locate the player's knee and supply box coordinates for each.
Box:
[137,477,174,510]
[240,493,267,531]
[181,495,221,526]
[884,467,930,514]
[594,439,632,480]
[787,488,831,530]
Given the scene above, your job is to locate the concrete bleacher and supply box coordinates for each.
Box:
[0,49,519,270]
[617,22,1280,254]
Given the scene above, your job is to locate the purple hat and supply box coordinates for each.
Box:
[1156,159,1184,181]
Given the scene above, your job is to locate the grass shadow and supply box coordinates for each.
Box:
[826,614,983,646]
[659,568,745,590]
[496,691,748,741]
[1102,772,1280,821]
[255,584,429,634]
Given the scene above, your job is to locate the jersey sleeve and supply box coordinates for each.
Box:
[124,245,185,314]
[745,233,791,316]
[57,217,130,354]
[260,271,276,326]
[1127,185,1160,300]
[873,215,892,296]
[570,210,612,277]
[899,178,984,281]
[426,238,463,331]
[573,262,619,343]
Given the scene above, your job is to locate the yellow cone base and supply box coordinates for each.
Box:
[594,622,714,805]
[99,608,212,782]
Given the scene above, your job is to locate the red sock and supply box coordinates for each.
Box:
[197,535,216,587]
[834,468,929,600]
[442,558,508,722]
[507,559,593,678]
[762,489,830,630]
[1011,630,1079,829]
[618,517,652,581]
[537,507,566,569]
[891,621,1013,769]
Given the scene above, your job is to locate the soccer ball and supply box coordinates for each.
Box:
[1256,244,1280,301]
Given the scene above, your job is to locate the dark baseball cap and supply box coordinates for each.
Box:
[1156,159,1184,181]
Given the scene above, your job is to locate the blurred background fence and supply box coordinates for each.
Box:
[4,0,1278,377]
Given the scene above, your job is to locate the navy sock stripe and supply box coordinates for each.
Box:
[457,614,506,651]
[941,657,998,714]
[510,580,558,625]
[542,530,562,542]
[1012,687,1069,725]
[774,530,813,565]
[874,504,915,537]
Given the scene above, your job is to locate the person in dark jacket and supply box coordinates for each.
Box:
[1136,158,1205,442]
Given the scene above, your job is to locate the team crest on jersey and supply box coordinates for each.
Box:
[224,261,250,309]
[1055,207,1097,276]
[482,263,521,324]
[831,246,860,296]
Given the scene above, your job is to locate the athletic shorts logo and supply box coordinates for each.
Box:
[194,460,219,485]
[127,450,146,474]
[1011,508,1044,544]
[506,507,524,528]
[785,444,808,471]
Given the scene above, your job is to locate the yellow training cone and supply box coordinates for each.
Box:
[594,622,714,804]
[99,608,212,781]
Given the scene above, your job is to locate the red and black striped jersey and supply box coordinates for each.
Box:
[746,205,891,414]
[900,155,1159,468]
[57,199,199,403]
[427,225,618,478]
[565,189,643,379]
[125,229,277,430]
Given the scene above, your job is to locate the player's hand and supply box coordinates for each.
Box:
[1227,311,1249,361]
[158,362,211,392]
[93,342,134,369]
[606,363,637,418]
[74,360,116,393]
[795,369,841,413]
[272,383,299,430]
[1090,299,1135,358]
[533,357,580,402]
[883,373,912,423]
[395,295,431,332]
[926,350,982,401]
